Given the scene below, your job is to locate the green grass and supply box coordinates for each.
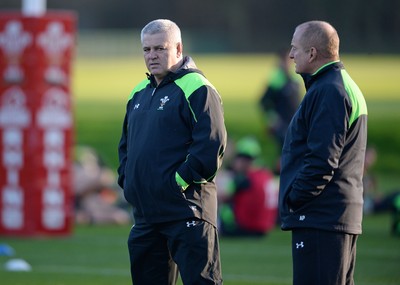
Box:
[1,213,399,285]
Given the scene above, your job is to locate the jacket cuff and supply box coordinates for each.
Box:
[175,172,189,191]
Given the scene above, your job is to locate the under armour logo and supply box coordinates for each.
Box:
[299,215,305,221]
[296,242,304,249]
[134,103,140,110]
[186,220,197,227]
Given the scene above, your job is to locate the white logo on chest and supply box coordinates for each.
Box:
[157,96,170,110]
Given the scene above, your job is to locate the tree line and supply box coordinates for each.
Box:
[1,0,400,53]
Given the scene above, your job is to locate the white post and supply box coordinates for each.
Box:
[22,0,47,16]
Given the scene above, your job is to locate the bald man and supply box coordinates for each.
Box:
[279,21,368,285]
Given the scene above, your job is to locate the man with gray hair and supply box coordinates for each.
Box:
[118,19,226,284]
[279,21,368,285]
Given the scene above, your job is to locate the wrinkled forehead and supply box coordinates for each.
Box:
[142,32,170,47]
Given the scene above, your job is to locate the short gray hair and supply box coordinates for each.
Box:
[141,19,182,44]
[297,20,340,59]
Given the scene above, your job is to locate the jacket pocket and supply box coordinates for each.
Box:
[168,175,187,200]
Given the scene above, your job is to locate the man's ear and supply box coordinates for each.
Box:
[177,42,183,58]
[309,47,317,62]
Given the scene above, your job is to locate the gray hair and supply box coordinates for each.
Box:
[141,19,182,44]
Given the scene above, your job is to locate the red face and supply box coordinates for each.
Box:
[142,33,182,84]
[289,27,313,74]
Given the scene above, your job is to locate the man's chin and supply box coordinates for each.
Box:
[149,68,162,75]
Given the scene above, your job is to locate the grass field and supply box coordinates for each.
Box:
[1,54,400,284]
[0,214,399,285]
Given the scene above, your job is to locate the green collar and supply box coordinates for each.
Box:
[311,60,340,76]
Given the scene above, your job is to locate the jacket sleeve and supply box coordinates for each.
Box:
[176,85,227,188]
[288,85,349,208]
[117,109,129,189]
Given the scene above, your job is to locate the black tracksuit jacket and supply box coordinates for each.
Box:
[118,56,227,226]
[279,61,368,234]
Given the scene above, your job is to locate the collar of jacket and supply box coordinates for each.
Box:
[300,60,343,90]
[146,56,204,88]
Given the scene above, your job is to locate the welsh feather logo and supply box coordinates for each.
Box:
[157,96,170,110]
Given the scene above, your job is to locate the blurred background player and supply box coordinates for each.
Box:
[259,49,302,156]
[217,136,279,237]
[362,146,400,235]
[73,146,131,225]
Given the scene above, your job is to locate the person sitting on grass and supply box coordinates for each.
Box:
[218,136,279,237]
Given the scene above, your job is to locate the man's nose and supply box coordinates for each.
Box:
[147,50,158,59]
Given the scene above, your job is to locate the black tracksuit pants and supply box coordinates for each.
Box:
[292,228,358,285]
[128,217,222,285]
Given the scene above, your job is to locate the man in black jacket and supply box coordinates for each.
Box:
[279,21,368,285]
[118,19,227,284]
[259,49,301,149]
